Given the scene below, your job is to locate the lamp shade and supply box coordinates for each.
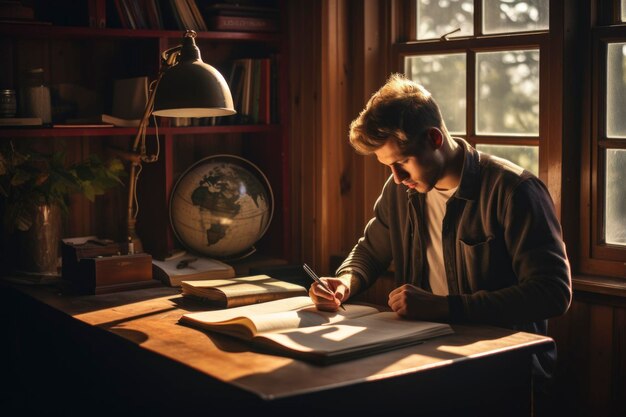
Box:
[152,33,236,117]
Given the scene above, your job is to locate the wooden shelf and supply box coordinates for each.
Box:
[0,23,281,43]
[1,0,291,264]
[0,124,281,138]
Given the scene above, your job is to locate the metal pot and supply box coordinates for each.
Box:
[16,204,61,275]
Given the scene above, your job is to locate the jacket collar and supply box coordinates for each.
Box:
[453,137,481,201]
[405,137,481,201]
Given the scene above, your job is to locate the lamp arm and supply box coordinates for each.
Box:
[126,70,166,250]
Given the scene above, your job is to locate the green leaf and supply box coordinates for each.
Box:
[82,183,96,201]
[0,152,7,176]
[11,169,32,187]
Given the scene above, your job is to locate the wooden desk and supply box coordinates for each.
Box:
[1,283,553,417]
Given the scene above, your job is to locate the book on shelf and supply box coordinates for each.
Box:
[100,76,148,127]
[112,76,148,120]
[0,0,35,21]
[101,113,140,127]
[152,256,235,287]
[207,15,278,32]
[226,57,271,125]
[180,275,307,308]
[179,296,454,365]
[202,3,279,18]
[0,117,42,126]
[87,0,106,28]
[53,123,114,128]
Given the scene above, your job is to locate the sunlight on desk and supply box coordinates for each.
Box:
[74,293,178,325]
[435,331,542,358]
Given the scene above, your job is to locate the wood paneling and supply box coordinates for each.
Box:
[548,292,626,417]
[288,0,391,275]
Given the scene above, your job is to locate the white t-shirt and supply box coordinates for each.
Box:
[425,186,457,296]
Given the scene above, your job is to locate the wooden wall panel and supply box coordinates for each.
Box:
[288,0,391,275]
[548,293,626,417]
[614,307,626,417]
[288,0,321,268]
[588,304,613,416]
[318,0,350,273]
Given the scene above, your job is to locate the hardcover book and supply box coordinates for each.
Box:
[179,296,454,365]
[207,15,277,32]
[180,275,307,308]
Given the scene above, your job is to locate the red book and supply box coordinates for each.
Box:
[207,15,277,32]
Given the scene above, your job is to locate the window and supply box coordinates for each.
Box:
[397,0,550,175]
[583,1,626,276]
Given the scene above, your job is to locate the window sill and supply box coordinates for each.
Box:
[572,274,626,298]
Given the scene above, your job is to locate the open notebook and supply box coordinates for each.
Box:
[179,296,454,365]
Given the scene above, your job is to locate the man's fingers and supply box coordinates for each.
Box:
[310,283,333,298]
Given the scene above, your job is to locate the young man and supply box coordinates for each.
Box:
[309,74,572,377]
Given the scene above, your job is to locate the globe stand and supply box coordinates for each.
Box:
[216,246,257,262]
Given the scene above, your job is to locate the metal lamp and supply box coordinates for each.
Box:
[127,30,235,254]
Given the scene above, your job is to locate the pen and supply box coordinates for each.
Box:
[176,258,198,269]
[303,263,346,311]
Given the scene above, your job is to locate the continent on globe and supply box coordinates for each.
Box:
[206,223,228,246]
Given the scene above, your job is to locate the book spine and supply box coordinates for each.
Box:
[114,0,130,29]
[251,59,261,124]
[207,15,277,32]
[88,0,106,28]
[258,58,271,124]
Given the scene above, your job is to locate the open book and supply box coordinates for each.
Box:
[152,256,235,286]
[179,296,454,365]
[180,275,308,308]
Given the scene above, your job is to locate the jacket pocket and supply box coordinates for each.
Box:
[459,235,494,291]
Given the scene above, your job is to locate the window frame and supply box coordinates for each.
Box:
[394,2,551,178]
[581,23,626,277]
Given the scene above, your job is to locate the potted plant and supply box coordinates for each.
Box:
[0,141,125,275]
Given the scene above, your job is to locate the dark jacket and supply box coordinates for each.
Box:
[337,138,572,376]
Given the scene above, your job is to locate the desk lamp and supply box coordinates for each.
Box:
[127,30,235,254]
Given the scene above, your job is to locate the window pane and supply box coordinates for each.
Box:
[483,0,549,34]
[476,144,538,175]
[623,0,626,22]
[476,50,540,136]
[405,54,467,134]
[416,0,473,40]
[606,43,626,138]
[605,149,626,246]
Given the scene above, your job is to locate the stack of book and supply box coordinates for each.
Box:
[100,76,148,127]
[0,0,36,24]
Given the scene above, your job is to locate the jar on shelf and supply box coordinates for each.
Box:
[0,89,17,118]
[21,68,51,124]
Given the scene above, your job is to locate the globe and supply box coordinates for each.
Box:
[169,155,273,259]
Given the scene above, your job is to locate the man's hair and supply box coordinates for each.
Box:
[348,73,449,155]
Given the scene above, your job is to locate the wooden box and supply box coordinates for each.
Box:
[61,237,156,294]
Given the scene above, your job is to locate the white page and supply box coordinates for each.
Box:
[180,296,380,335]
[183,275,306,298]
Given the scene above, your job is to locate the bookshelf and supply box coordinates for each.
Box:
[0,0,290,264]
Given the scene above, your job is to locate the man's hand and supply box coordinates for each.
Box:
[309,275,354,312]
[388,284,450,321]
